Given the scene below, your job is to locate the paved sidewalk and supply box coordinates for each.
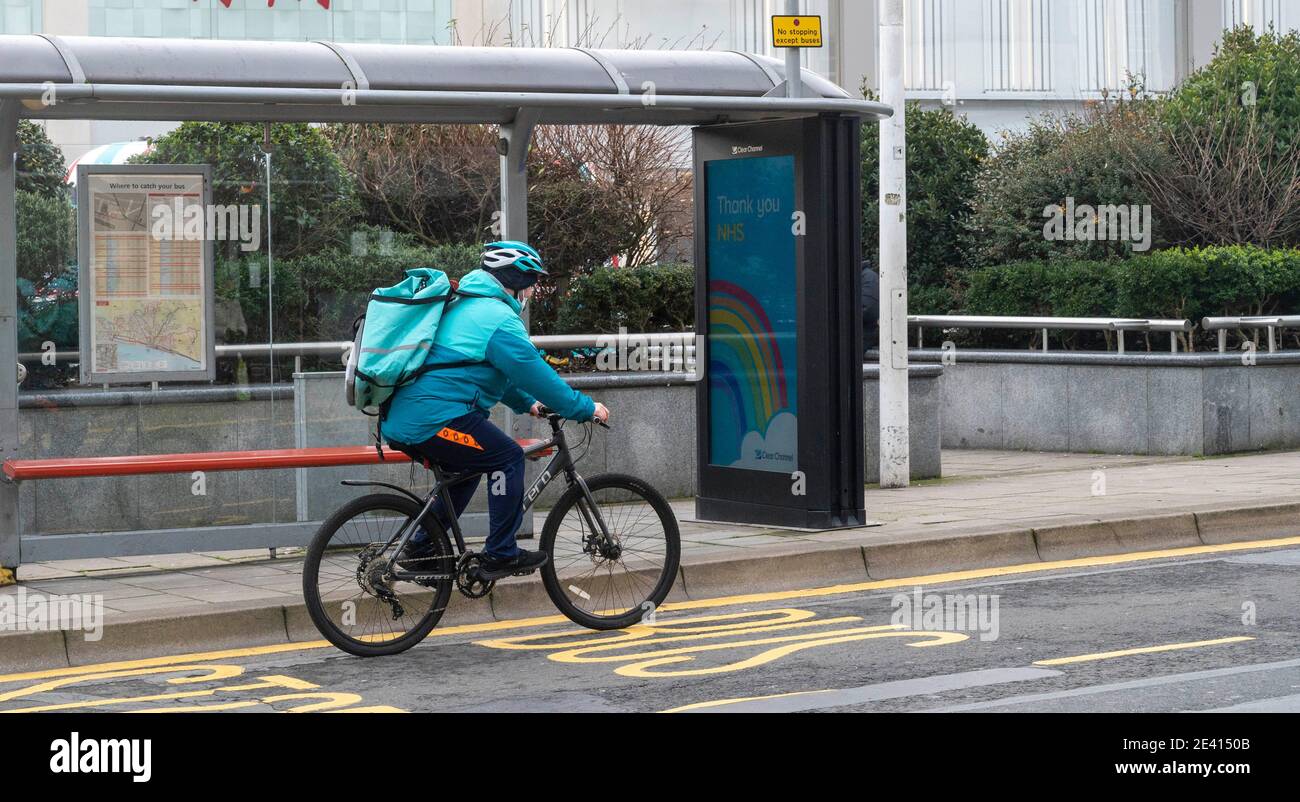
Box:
[4,448,1299,668]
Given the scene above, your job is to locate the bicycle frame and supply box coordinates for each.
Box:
[340,415,613,581]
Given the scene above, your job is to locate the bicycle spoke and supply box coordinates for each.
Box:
[305,497,453,653]
[545,481,677,622]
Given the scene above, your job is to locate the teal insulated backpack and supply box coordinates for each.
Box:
[345,267,453,418]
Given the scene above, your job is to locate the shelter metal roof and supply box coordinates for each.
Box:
[0,35,891,126]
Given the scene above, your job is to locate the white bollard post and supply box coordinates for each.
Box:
[878,0,910,489]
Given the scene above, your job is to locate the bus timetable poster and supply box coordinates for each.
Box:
[705,154,798,473]
[79,168,213,384]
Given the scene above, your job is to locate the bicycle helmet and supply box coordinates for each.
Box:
[481,240,547,284]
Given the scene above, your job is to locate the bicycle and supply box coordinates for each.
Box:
[302,408,681,657]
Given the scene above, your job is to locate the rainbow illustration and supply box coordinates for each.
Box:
[708,279,793,459]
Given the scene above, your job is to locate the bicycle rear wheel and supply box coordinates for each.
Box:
[302,493,454,657]
[539,473,680,630]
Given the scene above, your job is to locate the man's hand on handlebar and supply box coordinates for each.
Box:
[529,401,611,427]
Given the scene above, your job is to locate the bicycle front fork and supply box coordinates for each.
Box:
[571,474,618,557]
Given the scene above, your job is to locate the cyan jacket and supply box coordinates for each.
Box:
[381,269,596,445]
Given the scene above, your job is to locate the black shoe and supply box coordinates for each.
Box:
[477,548,548,580]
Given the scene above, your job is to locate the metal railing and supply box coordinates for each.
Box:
[908,315,1194,353]
[36,315,1300,376]
[19,332,701,375]
[1201,315,1300,354]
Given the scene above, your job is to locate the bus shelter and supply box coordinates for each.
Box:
[0,35,890,572]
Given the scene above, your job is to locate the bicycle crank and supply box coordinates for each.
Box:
[455,553,496,599]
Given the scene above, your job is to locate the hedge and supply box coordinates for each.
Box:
[216,238,481,345]
[960,245,1300,349]
[552,264,695,334]
[213,248,697,345]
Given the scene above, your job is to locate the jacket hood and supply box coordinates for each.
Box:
[457,269,522,314]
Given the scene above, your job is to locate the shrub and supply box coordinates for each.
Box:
[17,189,74,285]
[860,100,988,289]
[17,269,78,352]
[1164,26,1300,156]
[218,233,480,344]
[1116,246,1300,322]
[969,99,1176,265]
[908,283,958,316]
[16,121,66,198]
[1121,27,1300,247]
[553,264,695,334]
[958,246,1300,349]
[16,190,76,352]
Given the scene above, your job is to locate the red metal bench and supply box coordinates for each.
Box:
[2,440,554,482]
[0,439,555,574]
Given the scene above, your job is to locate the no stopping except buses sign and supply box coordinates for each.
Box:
[771,15,823,48]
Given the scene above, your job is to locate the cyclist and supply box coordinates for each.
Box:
[381,241,610,580]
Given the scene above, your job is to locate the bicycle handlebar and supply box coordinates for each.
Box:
[536,405,610,429]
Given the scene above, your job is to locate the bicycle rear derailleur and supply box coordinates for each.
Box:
[456,552,496,599]
[355,543,406,620]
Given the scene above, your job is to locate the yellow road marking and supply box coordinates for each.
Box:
[333,705,409,713]
[126,699,263,713]
[0,673,321,714]
[1034,636,1255,666]
[613,630,967,678]
[9,688,228,714]
[480,608,967,678]
[666,633,1257,710]
[649,535,1300,615]
[478,609,847,652]
[0,664,243,703]
[662,689,836,713]
[0,616,569,684]
[3,534,1295,684]
[0,659,402,714]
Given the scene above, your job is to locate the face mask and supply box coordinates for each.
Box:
[513,289,530,316]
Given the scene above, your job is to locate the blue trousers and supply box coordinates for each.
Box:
[390,410,525,561]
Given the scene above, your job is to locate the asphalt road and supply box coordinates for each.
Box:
[3,538,1298,714]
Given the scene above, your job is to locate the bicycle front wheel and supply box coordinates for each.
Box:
[302,493,454,657]
[539,473,681,630]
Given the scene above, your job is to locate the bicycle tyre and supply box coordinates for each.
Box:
[539,473,681,630]
[303,493,454,657]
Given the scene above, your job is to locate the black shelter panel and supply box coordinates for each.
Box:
[693,115,864,530]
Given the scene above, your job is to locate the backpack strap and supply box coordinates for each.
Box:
[368,292,453,306]
[452,287,517,309]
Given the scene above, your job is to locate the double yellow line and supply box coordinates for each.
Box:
[3,534,1295,685]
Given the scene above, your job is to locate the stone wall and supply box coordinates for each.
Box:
[15,366,944,542]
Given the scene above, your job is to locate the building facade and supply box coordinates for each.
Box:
[3,0,1298,156]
